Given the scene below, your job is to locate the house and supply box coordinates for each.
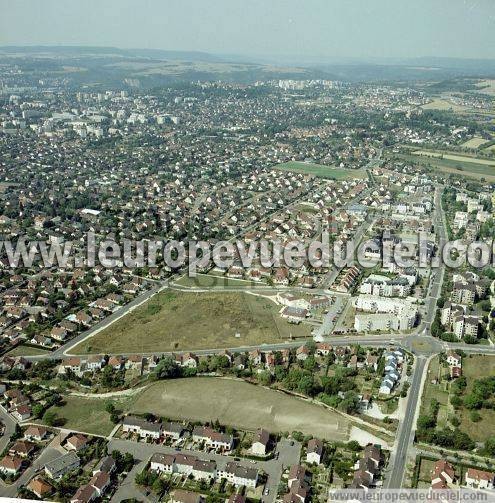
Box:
[27,477,54,499]
[431,459,455,488]
[9,440,35,458]
[306,438,324,465]
[93,455,116,475]
[45,451,80,479]
[66,434,89,452]
[89,470,111,495]
[446,351,462,367]
[162,421,184,440]
[0,455,23,475]
[465,468,495,490]
[251,429,270,456]
[71,484,98,503]
[296,345,310,361]
[288,465,307,489]
[12,405,31,421]
[24,425,49,441]
[192,426,233,451]
[171,489,204,503]
[122,415,162,439]
[219,461,258,488]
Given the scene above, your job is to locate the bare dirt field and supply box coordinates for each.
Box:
[129,377,351,441]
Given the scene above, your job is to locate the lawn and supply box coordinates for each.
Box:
[71,290,310,354]
[128,378,351,441]
[44,395,129,436]
[273,161,366,180]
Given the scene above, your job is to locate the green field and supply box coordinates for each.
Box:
[274,161,366,180]
[71,290,310,354]
[44,395,128,436]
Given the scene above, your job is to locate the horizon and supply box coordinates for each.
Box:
[1,0,494,62]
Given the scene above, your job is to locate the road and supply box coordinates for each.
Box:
[384,356,428,488]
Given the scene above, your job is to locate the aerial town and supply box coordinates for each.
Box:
[1,2,495,502]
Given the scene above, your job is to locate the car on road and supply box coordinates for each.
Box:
[264,488,270,495]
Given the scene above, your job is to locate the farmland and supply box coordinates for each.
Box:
[129,377,351,441]
[390,148,495,181]
[273,161,366,180]
[71,290,310,354]
[460,137,490,149]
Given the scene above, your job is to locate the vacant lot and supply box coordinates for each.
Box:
[6,345,51,357]
[72,290,309,354]
[129,378,351,441]
[45,395,127,436]
[458,355,495,441]
[274,161,366,180]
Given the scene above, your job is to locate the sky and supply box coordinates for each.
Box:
[0,0,494,62]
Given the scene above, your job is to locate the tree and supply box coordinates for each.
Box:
[43,410,58,426]
[105,402,116,414]
[154,357,180,379]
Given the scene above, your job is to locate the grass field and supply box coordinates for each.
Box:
[6,345,51,357]
[273,161,366,180]
[420,356,450,421]
[421,355,495,442]
[72,290,310,354]
[129,378,351,441]
[461,137,490,149]
[421,98,470,113]
[458,355,495,441]
[44,395,128,436]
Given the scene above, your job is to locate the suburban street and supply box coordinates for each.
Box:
[107,437,302,503]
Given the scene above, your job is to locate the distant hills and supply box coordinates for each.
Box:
[1,45,494,88]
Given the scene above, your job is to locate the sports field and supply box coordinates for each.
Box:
[273,161,366,180]
[129,378,351,441]
[71,290,310,354]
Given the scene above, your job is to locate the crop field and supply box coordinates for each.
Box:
[273,161,366,180]
[460,137,490,149]
[71,290,310,354]
[411,150,495,167]
[391,151,495,181]
[129,378,351,441]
